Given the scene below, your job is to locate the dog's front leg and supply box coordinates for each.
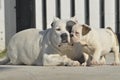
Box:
[43,54,80,66]
[91,48,101,65]
[81,53,89,66]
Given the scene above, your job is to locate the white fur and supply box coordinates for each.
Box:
[1,19,83,66]
[71,23,120,65]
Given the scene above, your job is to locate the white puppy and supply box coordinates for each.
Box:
[71,23,120,65]
[0,18,83,66]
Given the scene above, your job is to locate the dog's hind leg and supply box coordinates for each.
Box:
[112,46,120,65]
[81,53,89,66]
[99,56,106,65]
[7,48,22,65]
[91,48,102,65]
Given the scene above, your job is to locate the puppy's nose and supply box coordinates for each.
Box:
[70,34,74,37]
[61,33,68,43]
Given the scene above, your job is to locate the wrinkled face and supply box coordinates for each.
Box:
[51,19,71,47]
[70,24,91,43]
[70,24,83,43]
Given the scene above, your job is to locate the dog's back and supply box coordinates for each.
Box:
[7,29,43,65]
[106,27,119,46]
[90,27,118,52]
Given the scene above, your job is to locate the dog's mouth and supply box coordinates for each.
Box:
[61,39,68,43]
[58,40,74,47]
[58,40,68,47]
[60,33,70,43]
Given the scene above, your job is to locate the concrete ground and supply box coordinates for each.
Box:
[0,53,120,80]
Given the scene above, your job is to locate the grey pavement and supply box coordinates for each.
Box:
[0,53,120,80]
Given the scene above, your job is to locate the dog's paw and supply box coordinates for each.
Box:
[111,62,120,66]
[91,59,99,65]
[99,60,106,65]
[99,62,106,65]
[72,61,80,66]
[81,62,87,66]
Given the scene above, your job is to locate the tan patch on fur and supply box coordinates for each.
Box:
[106,27,119,46]
[82,24,91,36]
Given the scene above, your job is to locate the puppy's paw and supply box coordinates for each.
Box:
[72,61,80,66]
[81,62,87,66]
[99,61,106,65]
[91,59,99,65]
[111,62,120,66]
[99,60,106,65]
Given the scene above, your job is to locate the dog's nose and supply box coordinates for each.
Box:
[70,34,73,37]
[61,33,68,39]
[61,33,68,43]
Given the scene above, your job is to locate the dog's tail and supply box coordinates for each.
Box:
[106,27,119,46]
[106,27,112,30]
[0,56,10,65]
[0,49,10,65]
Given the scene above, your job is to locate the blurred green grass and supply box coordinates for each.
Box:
[0,49,6,58]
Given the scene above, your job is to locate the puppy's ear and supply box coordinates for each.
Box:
[81,24,91,36]
[66,20,76,33]
[51,17,60,27]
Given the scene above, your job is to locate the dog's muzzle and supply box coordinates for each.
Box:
[60,33,68,43]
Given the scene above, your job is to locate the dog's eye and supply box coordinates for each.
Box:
[56,28,61,31]
[75,32,79,34]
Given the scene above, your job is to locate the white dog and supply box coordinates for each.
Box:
[0,18,84,66]
[71,23,120,65]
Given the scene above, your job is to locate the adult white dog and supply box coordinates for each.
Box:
[71,23,120,65]
[0,18,83,66]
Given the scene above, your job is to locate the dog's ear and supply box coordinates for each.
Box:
[70,16,78,23]
[81,24,91,36]
[53,17,60,21]
[51,22,54,27]
[66,20,76,33]
[51,17,60,27]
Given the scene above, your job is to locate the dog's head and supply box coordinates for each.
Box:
[51,17,78,47]
[51,17,70,47]
[70,24,91,43]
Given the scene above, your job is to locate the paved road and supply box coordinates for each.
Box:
[0,53,120,80]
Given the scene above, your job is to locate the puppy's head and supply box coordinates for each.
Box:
[51,17,71,47]
[70,24,91,43]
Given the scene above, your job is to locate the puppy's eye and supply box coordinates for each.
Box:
[75,32,79,34]
[56,28,61,31]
